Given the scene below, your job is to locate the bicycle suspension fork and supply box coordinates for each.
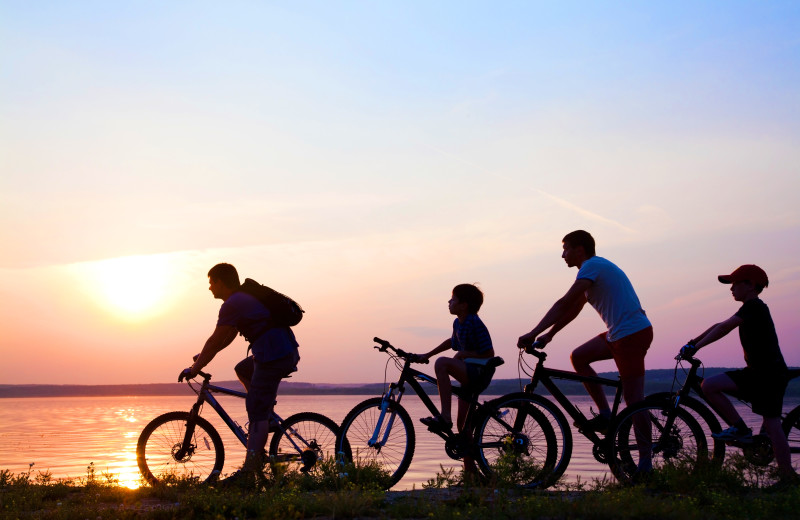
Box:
[368,383,405,449]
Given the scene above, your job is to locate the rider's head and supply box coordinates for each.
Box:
[452,283,484,314]
[208,263,240,290]
[562,230,596,259]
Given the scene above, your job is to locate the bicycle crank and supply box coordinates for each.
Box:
[741,434,774,467]
[592,443,608,464]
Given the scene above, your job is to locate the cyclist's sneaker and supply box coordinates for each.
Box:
[420,415,453,431]
[219,469,258,489]
[712,425,752,442]
[575,412,610,434]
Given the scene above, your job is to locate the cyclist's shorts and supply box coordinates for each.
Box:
[601,326,653,380]
[726,367,788,418]
[246,351,299,422]
[463,362,496,396]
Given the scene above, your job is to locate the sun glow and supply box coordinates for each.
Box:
[81,255,176,321]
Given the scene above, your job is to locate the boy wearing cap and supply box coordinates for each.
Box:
[683,264,794,479]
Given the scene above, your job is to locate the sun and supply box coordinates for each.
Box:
[87,255,174,321]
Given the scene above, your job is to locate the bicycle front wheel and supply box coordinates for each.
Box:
[609,402,707,483]
[336,397,415,488]
[782,405,800,474]
[474,394,558,488]
[137,411,224,485]
[269,412,340,473]
[645,392,725,466]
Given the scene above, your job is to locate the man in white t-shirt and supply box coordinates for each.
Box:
[518,230,653,438]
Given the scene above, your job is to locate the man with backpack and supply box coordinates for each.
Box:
[180,263,302,486]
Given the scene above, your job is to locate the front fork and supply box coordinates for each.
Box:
[368,385,403,449]
[175,402,202,460]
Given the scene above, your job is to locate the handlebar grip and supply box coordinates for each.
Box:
[524,341,547,355]
[374,337,391,348]
[407,353,429,364]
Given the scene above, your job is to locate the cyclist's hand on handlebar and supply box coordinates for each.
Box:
[519,332,551,350]
[517,332,537,349]
[678,344,697,360]
[409,353,430,364]
[178,368,193,382]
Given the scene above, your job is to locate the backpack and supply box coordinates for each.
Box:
[239,278,304,327]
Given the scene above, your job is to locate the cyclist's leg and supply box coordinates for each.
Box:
[246,353,297,465]
[235,355,255,392]
[570,333,614,413]
[434,357,469,425]
[702,373,743,427]
[755,374,794,478]
[763,416,794,478]
[456,397,480,476]
[611,326,653,470]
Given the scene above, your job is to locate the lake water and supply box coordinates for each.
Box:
[0,393,789,490]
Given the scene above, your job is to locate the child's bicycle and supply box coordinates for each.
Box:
[136,369,340,484]
[334,337,559,489]
[634,347,800,472]
[518,341,709,485]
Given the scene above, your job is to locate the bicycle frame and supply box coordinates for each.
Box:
[524,348,624,445]
[369,351,485,453]
[177,372,303,460]
[668,354,800,435]
[371,359,440,447]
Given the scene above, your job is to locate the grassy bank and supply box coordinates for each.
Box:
[2,459,799,519]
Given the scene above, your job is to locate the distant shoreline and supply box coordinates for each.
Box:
[3,368,799,398]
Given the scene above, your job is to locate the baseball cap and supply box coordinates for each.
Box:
[718,264,769,288]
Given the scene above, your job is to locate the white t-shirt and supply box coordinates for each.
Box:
[576,256,651,342]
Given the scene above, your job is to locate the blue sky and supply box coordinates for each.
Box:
[1,2,798,384]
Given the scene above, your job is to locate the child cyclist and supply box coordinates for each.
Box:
[415,284,495,432]
[682,264,796,482]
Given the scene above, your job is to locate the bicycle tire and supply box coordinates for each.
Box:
[609,401,707,483]
[336,397,415,488]
[781,405,800,473]
[645,392,726,466]
[269,412,340,473]
[473,394,559,488]
[137,411,224,485]
[499,392,573,485]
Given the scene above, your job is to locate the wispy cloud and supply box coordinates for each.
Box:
[536,190,637,234]
[423,143,638,235]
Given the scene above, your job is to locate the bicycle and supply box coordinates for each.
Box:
[517,341,708,486]
[628,347,800,473]
[136,369,340,484]
[334,337,558,489]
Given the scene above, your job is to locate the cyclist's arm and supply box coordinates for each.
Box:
[421,338,452,360]
[543,292,586,340]
[189,325,238,376]
[518,279,590,347]
[692,315,742,350]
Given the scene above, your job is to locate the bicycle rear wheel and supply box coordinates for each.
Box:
[336,397,414,488]
[269,412,340,473]
[473,394,558,488]
[609,402,707,483]
[137,411,224,484]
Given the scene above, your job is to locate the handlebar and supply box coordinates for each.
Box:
[373,337,429,364]
[178,369,212,383]
[521,340,547,359]
[675,347,703,367]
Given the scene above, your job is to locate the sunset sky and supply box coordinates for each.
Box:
[1,2,798,386]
